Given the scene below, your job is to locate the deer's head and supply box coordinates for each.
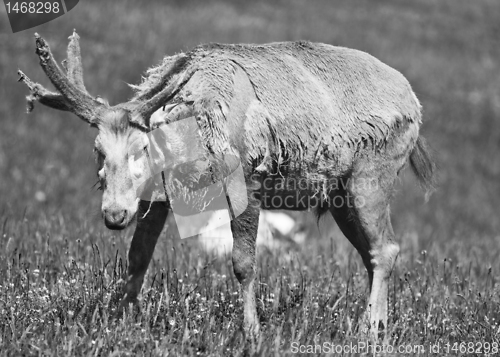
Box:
[18,31,196,229]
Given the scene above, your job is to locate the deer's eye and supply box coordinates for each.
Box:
[129,139,148,161]
[138,144,148,155]
[98,156,105,170]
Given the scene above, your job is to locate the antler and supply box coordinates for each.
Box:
[18,30,198,130]
[130,65,198,128]
[65,31,87,93]
[18,30,107,124]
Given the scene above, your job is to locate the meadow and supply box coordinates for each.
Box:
[0,0,499,355]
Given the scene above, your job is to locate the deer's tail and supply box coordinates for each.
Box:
[410,136,437,200]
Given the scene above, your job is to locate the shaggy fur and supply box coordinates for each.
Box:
[132,41,428,194]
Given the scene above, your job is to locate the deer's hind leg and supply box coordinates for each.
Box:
[230,204,260,337]
[330,161,400,339]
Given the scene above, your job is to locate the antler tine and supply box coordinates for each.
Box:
[17,69,71,113]
[130,66,198,128]
[66,29,87,93]
[17,32,105,124]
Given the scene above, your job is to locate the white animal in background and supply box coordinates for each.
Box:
[198,211,306,256]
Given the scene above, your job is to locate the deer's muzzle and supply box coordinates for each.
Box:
[103,208,128,230]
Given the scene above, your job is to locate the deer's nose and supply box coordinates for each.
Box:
[103,209,127,230]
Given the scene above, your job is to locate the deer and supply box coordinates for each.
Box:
[18,31,436,340]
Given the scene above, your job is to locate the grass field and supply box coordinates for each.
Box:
[1,0,500,355]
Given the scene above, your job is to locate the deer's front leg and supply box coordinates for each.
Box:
[119,200,168,310]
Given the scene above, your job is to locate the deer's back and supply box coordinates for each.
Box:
[139,41,422,180]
